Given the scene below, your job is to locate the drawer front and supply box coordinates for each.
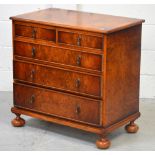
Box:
[14,41,102,71]
[15,24,34,38]
[58,31,79,46]
[58,31,103,50]
[15,24,56,42]
[37,28,56,41]
[14,61,101,97]
[82,35,103,49]
[14,83,101,125]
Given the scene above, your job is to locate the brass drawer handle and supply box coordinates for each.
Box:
[75,79,80,88]
[75,105,80,114]
[32,47,36,58]
[76,55,81,66]
[29,94,35,104]
[30,69,35,80]
[77,36,81,46]
[32,29,36,38]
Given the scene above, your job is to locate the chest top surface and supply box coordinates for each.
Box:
[10,8,144,33]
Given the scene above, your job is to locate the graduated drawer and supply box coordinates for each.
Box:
[14,41,102,71]
[58,30,103,50]
[14,60,101,97]
[15,24,56,42]
[14,83,101,126]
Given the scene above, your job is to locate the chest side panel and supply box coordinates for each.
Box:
[104,25,142,127]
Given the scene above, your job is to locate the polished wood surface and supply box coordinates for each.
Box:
[58,30,103,49]
[14,60,101,98]
[11,8,144,149]
[11,106,140,134]
[14,41,102,71]
[15,24,56,42]
[96,136,111,149]
[14,83,101,126]
[103,25,142,127]
[11,113,25,127]
[125,121,139,133]
[14,21,103,53]
[10,8,144,33]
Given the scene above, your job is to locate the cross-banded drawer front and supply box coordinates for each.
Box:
[14,83,101,126]
[14,60,101,97]
[14,41,102,71]
[37,28,56,41]
[15,24,34,38]
[15,24,56,42]
[58,31,103,50]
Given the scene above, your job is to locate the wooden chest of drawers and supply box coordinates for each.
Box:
[10,8,145,149]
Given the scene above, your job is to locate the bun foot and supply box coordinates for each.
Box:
[125,121,139,133]
[11,114,25,127]
[96,136,111,149]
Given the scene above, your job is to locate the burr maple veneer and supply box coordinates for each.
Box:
[10,8,145,149]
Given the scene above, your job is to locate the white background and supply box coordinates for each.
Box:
[0,4,155,99]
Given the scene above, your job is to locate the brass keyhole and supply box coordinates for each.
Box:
[29,95,35,104]
[30,69,35,80]
[32,47,36,58]
[75,79,80,88]
[32,29,37,38]
[75,104,80,115]
[76,55,81,66]
[77,36,81,46]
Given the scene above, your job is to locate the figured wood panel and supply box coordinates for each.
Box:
[14,83,101,125]
[104,25,142,127]
[37,28,56,42]
[15,24,56,42]
[58,30,103,49]
[14,41,102,71]
[58,31,79,46]
[14,60,101,97]
[10,8,144,33]
[81,34,103,49]
[15,24,34,38]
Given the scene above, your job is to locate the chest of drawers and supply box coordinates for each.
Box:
[10,8,144,149]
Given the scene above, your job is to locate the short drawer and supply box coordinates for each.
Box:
[15,24,34,38]
[15,24,56,42]
[58,31,103,50]
[14,60,101,97]
[14,41,102,71]
[14,83,101,125]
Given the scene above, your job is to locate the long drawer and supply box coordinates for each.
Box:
[14,83,101,126]
[14,60,101,97]
[14,41,102,71]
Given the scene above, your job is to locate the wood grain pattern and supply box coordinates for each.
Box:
[14,83,101,126]
[11,105,140,134]
[15,24,34,38]
[15,24,56,42]
[10,8,144,149]
[37,27,56,42]
[14,60,101,98]
[14,41,102,71]
[103,25,142,127]
[58,31,103,49]
[13,21,103,53]
[10,8,144,33]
